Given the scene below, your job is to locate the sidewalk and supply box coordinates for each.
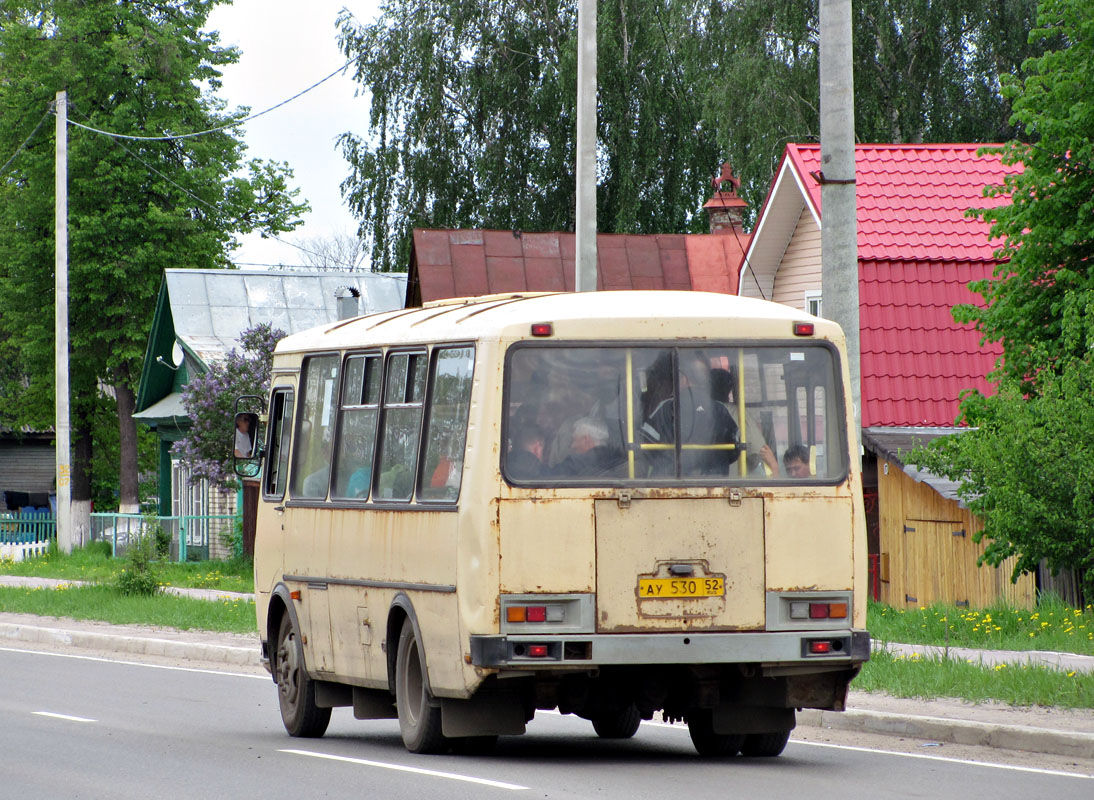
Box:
[1,575,1093,760]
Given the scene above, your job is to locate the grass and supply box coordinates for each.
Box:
[0,584,256,633]
[855,648,1094,709]
[0,542,254,594]
[867,597,1094,655]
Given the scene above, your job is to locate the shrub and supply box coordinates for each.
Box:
[114,533,161,597]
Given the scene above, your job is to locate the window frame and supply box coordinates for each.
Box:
[372,347,430,505]
[329,350,384,502]
[500,339,850,488]
[416,343,476,505]
[262,386,295,502]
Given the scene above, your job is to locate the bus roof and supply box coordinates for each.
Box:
[273,291,844,354]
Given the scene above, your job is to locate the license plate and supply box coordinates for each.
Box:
[638,577,725,598]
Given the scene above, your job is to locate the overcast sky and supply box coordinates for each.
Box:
[205,1,381,270]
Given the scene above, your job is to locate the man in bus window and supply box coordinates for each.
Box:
[711,368,778,476]
[508,425,548,479]
[783,444,812,479]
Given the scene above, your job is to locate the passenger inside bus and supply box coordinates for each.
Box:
[552,417,625,478]
[782,444,813,479]
[507,424,548,479]
[710,368,779,476]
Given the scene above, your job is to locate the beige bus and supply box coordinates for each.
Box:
[241,290,870,757]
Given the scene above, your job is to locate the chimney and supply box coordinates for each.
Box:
[335,285,361,320]
[704,162,747,235]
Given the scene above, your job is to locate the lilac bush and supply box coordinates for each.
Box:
[174,323,284,487]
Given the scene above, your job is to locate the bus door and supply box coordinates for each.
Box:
[285,354,341,674]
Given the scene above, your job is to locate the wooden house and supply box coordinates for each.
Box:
[740,143,1035,609]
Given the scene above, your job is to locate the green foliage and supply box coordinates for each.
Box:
[856,649,1094,709]
[113,533,161,597]
[868,599,1094,655]
[0,584,256,633]
[958,0,1094,385]
[910,360,1094,597]
[0,0,308,504]
[916,1,1094,594]
[337,0,1040,265]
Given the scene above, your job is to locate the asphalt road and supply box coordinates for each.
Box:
[2,645,1092,800]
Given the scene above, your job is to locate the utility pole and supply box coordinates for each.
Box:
[55,90,73,553]
[819,0,860,444]
[574,0,597,292]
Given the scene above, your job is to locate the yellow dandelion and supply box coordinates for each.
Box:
[1068,671,1076,678]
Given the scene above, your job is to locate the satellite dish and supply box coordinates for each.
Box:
[171,340,184,367]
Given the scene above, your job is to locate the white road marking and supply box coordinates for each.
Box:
[33,711,96,723]
[794,740,1094,780]
[0,645,267,679]
[281,748,528,791]
[541,709,1094,780]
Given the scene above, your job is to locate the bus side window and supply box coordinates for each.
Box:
[418,346,475,502]
[290,355,340,499]
[376,351,427,501]
[331,354,381,500]
[263,388,294,499]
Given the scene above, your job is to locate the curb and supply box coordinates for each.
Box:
[0,622,262,668]
[797,708,1094,760]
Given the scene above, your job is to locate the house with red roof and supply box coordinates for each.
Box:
[741,143,1036,609]
[405,165,750,306]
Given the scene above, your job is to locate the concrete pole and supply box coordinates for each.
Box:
[55,90,73,553]
[574,0,597,291]
[819,0,860,443]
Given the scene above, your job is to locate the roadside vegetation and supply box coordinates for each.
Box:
[0,584,254,633]
[0,542,254,594]
[856,649,1094,710]
[867,598,1094,656]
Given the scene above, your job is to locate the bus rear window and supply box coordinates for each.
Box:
[503,344,847,485]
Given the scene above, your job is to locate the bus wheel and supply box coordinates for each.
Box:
[740,729,791,757]
[275,614,331,738]
[591,704,641,739]
[395,618,446,754]
[687,711,744,757]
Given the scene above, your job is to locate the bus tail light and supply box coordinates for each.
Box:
[530,323,553,337]
[789,601,848,620]
[527,644,549,658]
[506,604,562,623]
[809,640,832,654]
[793,321,815,336]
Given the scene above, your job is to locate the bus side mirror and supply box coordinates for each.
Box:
[233,411,263,480]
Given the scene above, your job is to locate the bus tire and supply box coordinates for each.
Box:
[275,614,331,738]
[591,703,641,739]
[395,618,446,754]
[687,711,744,757]
[740,729,791,757]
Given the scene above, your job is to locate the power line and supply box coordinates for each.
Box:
[62,56,358,142]
[0,111,51,176]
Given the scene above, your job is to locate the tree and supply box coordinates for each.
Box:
[296,231,371,271]
[174,323,283,489]
[913,0,1094,598]
[336,0,722,272]
[956,0,1094,387]
[336,0,1041,262]
[0,1,308,527]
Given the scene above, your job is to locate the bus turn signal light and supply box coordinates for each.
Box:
[789,601,848,620]
[506,604,563,623]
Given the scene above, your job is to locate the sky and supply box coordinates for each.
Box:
[205,1,382,270]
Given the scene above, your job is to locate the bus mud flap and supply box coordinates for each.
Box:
[441,693,527,737]
[712,705,795,735]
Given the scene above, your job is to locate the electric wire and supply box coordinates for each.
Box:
[0,111,52,176]
[62,57,358,142]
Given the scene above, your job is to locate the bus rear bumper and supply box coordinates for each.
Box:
[470,629,870,668]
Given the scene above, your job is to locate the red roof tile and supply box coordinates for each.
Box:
[786,143,1021,262]
[859,258,1000,427]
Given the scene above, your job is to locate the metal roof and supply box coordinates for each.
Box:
[862,426,969,507]
[166,269,408,367]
